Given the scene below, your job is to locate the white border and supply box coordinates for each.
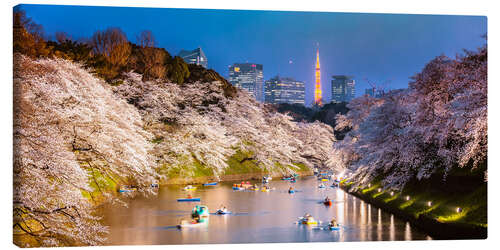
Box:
[1,1,497,250]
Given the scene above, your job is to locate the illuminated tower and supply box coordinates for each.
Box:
[314,47,323,106]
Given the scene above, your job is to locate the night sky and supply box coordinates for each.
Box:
[18,4,486,105]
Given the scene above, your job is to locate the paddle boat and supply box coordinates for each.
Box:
[297,214,319,225]
[202,182,218,186]
[318,183,326,189]
[261,186,271,192]
[183,185,197,191]
[232,184,245,190]
[327,218,341,230]
[192,205,209,219]
[288,188,295,194]
[323,199,332,206]
[321,178,329,182]
[249,184,260,191]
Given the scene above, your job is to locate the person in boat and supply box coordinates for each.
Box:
[302,213,315,223]
[218,205,227,213]
[324,196,331,202]
[329,217,338,227]
[289,187,294,192]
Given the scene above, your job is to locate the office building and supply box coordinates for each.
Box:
[331,75,355,103]
[177,47,208,68]
[265,75,305,105]
[228,63,264,102]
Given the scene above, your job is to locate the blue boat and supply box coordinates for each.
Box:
[232,186,244,191]
[288,190,295,194]
[177,197,201,202]
[203,182,218,186]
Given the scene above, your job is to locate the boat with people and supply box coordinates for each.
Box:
[323,196,332,206]
[177,194,200,202]
[202,182,218,186]
[177,197,201,202]
[298,213,319,225]
[249,184,260,191]
[191,205,209,219]
[327,217,341,230]
[288,187,295,194]
[262,176,271,183]
[215,205,231,215]
[232,183,245,190]
[183,185,197,191]
[318,183,326,189]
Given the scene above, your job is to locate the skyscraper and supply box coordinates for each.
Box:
[314,47,323,106]
[365,88,385,98]
[177,47,208,68]
[228,63,264,102]
[265,75,305,105]
[331,75,356,103]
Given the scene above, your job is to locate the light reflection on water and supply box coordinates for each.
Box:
[102,176,430,245]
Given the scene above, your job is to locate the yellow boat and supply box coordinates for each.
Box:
[302,220,318,225]
[261,188,270,192]
[183,185,197,191]
[321,179,328,182]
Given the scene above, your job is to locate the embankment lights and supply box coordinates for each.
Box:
[427,201,432,207]
[390,191,394,196]
[368,184,371,188]
[456,207,462,213]
[377,188,382,192]
[406,196,410,201]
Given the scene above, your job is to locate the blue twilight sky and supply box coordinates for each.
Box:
[17,4,486,105]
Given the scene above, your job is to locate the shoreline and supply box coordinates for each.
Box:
[340,183,487,240]
[162,170,314,185]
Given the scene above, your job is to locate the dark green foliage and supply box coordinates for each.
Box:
[167,56,190,84]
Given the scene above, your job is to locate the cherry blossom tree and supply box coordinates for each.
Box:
[14,55,156,247]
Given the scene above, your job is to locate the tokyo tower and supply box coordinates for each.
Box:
[314,46,323,106]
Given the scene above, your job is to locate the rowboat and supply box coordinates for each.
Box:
[202,182,218,186]
[177,197,201,202]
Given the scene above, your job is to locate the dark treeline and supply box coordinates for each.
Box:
[13,8,237,97]
[272,102,350,139]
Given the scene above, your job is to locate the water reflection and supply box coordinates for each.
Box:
[405,222,412,241]
[102,176,430,245]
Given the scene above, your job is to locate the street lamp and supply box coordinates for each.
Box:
[456,207,462,213]
[427,201,432,207]
[390,191,394,196]
[405,196,410,201]
[377,188,382,192]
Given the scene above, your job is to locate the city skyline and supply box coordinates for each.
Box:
[19,4,486,105]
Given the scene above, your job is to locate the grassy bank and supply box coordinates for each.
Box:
[341,177,487,239]
[161,149,312,185]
